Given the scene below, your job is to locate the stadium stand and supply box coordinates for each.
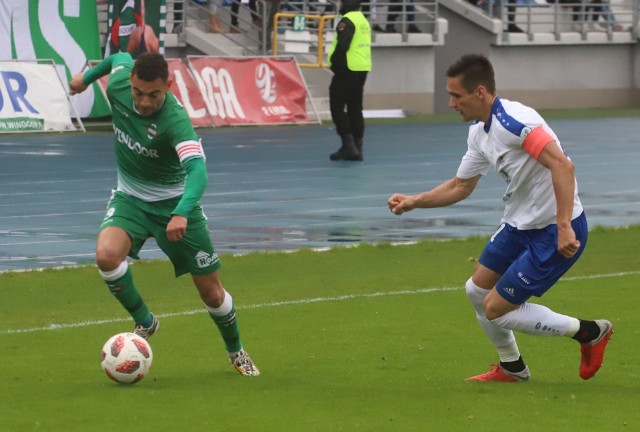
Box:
[95,0,639,115]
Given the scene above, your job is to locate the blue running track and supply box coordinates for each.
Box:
[1,118,638,272]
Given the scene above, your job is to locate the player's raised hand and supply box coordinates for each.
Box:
[69,73,88,95]
[387,193,414,216]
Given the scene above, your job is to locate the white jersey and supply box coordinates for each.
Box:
[456,97,583,230]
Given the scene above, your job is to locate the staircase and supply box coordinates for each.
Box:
[185,26,256,56]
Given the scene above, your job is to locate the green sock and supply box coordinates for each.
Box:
[207,293,243,353]
[101,263,153,328]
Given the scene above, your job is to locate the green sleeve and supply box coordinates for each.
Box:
[172,157,208,217]
[82,52,133,85]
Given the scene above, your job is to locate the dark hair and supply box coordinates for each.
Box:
[131,52,169,82]
[446,54,496,94]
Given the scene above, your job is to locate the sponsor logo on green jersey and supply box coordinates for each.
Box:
[113,124,159,158]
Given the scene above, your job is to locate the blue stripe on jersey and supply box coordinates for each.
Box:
[484,97,527,137]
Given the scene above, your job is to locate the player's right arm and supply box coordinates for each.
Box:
[388,175,481,215]
[69,52,133,95]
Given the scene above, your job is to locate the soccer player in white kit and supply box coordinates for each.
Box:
[387,54,613,382]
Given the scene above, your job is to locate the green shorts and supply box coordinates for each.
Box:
[100,191,221,277]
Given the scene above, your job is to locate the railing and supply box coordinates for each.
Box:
[179,0,441,55]
[361,0,441,41]
[269,1,441,66]
[283,0,440,37]
[99,0,638,55]
[182,0,266,55]
[272,13,336,67]
[166,0,186,32]
[99,0,440,55]
[476,0,639,41]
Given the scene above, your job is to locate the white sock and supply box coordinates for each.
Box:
[98,260,128,281]
[465,278,521,362]
[205,289,233,317]
[205,291,241,356]
[491,303,580,337]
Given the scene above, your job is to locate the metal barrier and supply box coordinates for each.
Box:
[283,0,440,35]
[184,0,267,55]
[273,0,440,62]
[272,13,337,67]
[479,0,639,41]
[167,0,186,32]
[98,0,441,55]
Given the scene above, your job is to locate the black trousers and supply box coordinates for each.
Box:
[231,0,257,25]
[387,0,416,22]
[329,70,368,139]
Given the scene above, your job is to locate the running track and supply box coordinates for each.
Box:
[1,118,638,272]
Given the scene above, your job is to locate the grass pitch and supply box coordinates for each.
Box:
[1,225,639,432]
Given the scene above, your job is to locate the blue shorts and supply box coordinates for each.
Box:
[479,212,588,305]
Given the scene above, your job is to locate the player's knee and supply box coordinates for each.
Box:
[484,307,501,321]
[483,297,507,321]
[95,245,124,272]
[201,289,225,308]
[194,273,225,307]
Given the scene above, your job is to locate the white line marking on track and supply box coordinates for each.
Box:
[1,270,637,336]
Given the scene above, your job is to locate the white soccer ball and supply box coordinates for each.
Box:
[101,332,153,384]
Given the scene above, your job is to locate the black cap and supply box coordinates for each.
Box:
[340,0,361,14]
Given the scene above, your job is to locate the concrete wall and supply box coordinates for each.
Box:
[489,44,640,110]
[433,0,640,114]
[365,44,437,114]
[434,4,498,113]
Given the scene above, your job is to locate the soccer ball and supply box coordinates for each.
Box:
[101,332,153,384]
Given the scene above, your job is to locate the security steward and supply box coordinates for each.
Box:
[327,0,372,161]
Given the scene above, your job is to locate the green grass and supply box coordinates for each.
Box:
[1,225,639,431]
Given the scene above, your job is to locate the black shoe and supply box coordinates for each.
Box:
[408,24,421,33]
[330,147,360,161]
[372,24,386,32]
[507,24,524,33]
[354,138,363,161]
[330,134,360,161]
[385,24,397,33]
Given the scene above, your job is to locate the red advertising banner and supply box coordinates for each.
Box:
[167,58,217,127]
[185,56,309,126]
[88,56,315,127]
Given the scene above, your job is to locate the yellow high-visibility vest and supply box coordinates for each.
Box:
[328,11,372,71]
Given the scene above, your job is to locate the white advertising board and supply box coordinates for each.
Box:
[0,61,75,133]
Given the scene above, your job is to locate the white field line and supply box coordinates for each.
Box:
[0,270,638,336]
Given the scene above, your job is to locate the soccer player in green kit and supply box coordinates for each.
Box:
[69,52,259,376]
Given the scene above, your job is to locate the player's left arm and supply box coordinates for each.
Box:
[167,156,207,242]
[69,52,132,95]
[523,127,580,258]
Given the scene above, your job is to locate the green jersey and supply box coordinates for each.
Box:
[106,53,203,201]
[85,53,205,214]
